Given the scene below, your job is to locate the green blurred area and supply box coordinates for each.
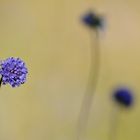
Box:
[0,0,140,140]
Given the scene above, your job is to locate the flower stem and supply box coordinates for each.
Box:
[109,105,120,140]
[77,29,100,140]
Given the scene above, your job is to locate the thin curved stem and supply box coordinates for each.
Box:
[77,29,100,140]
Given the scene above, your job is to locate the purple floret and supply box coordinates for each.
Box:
[82,11,104,29]
[0,57,28,87]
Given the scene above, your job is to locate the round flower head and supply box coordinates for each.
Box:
[0,57,28,87]
[82,11,104,29]
[113,87,133,107]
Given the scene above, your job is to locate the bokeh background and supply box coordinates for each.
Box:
[0,0,140,140]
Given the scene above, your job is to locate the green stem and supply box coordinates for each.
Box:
[77,29,100,140]
[109,105,120,140]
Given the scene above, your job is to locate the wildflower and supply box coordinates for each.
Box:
[113,87,133,107]
[0,57,28,87]
[82,11,103,29]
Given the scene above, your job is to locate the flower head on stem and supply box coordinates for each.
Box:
[82,11,104,30]
[0,57,28,87]
[113,87,133,108]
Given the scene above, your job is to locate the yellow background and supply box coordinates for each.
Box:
[0,0,140,140]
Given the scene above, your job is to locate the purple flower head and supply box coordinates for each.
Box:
[0,57,28,87]
[113,87,133,108]
[82,11,104,29]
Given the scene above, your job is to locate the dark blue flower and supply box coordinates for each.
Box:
[113,87,133,107]
[0,57,28,87]
[82,11,103,29]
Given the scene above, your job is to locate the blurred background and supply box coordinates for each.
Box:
[0,0,140,140]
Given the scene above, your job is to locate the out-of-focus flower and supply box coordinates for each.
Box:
[0,57,28,87]
[113,87,133,107]
[82,11,104,29]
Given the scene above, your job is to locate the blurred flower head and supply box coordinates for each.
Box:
[82,11,104,29]
[0,57,28,87]
[113,87,133,107]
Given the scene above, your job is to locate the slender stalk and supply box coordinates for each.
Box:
[109,105,120,140]
[77,29,100,140]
